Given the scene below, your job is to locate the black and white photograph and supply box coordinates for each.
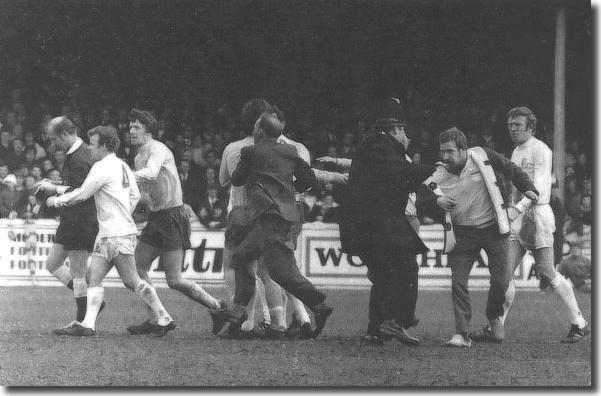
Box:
[0,0,593,387]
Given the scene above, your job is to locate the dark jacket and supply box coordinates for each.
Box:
[58,142,98,228]
[231,139,317,224]
[339,132,435,256]
[416,147,538,226]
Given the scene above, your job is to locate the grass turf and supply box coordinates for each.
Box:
[0,285,591,386]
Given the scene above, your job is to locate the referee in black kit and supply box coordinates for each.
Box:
[339,98,435,346]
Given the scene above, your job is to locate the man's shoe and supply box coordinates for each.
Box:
[299,322,313,339]
[209,300,228,335]
[54,322,95,337]
[445,334,472,348]
[311,302,333,338]
[53,321,83,336]
[224,312,247,339]
[266,325,287,340]
[561,324,591,343]
[252,321,271,338]
[287,317,314,340]
[148,320,177,336]
[470,324,503,343]
[380,320,420,346]
[360,334,384,346]
[127,321,154,335]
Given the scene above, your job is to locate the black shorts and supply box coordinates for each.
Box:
[139,206,191,251]
[54,218,98,252]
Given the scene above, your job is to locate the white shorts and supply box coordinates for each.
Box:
[92,235,137,262]
[510,204,555,249]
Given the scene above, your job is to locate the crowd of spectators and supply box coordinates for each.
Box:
[0,89,592,243]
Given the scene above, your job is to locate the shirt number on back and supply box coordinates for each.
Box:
[122,165,130,188]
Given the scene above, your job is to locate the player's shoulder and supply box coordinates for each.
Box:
[533,137,551,152]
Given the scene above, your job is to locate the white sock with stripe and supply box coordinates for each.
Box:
[135,280,172,326]
[551,274,586,328]
[290,294,311,324]
[81,287,104,330]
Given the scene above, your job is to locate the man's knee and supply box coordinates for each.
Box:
[166,277,187,291]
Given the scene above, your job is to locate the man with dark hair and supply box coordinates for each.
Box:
[419,127,537,347]
[496,106,589,343]
[340,109,434,347]
[34,116,100,333]
[45,125,174,336]
[127,109,224,334]
[216,113,334,338]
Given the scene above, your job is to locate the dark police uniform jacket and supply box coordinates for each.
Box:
[339,132,434,256]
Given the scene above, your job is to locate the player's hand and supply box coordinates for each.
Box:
[436,196,456,211]
[46,196,59,208]
[315,156,337,164]
[34,179,57,195]
[524,190,538,202]
[338,173,349,184]
[507,206,521,222]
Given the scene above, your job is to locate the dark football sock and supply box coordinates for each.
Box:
[75,296,87,322]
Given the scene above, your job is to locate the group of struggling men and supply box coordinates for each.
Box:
[35,97,589,346]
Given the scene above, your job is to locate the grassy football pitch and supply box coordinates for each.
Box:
[0,285,591,387]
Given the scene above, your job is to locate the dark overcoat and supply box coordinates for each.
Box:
[339,132,434,256]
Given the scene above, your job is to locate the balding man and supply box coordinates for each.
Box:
[34,117,101,334]
[215,113,334,339]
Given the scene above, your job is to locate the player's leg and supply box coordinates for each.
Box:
[534,247,589,342]
[68,250,90,322]
[240,261,259,333]
[78,254,113,332]
[500,238,526,325]
[46,243,70,286]
[260,241,332,338]
[162,249,221,309]
[222,246,236,302]
[134,240,162,284]
[257,259,285,327]
[45,244,79,322]
[56,248,114,336]
[115,252,175,333]
[133,240,162,322]
[482,233,513,341]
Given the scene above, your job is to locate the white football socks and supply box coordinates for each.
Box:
[501,280,516,326]
[185,282,221,310]
[290,294,311,324]
[135,281,172,326]
[81,287,104,330]
[551,273,586,328]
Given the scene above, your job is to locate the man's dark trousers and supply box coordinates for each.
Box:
[361,245,419,336]
[232,214,326,309]
[449,224,512,335]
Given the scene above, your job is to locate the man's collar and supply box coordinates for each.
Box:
[66,137,84,155]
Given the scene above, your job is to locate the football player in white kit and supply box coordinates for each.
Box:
[46,126,175,336]
[474,106,589,343]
